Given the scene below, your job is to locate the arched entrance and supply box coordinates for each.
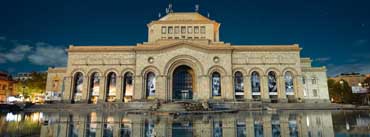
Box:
[172,65,194,100]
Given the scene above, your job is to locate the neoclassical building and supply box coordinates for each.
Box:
[46,12,330,104]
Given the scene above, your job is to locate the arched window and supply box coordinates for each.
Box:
[234,71,244,99]
[285,71,294,95]
[123,72,134,102]
[268,71,278,95]
[212,72,221,96]
[106,72,117,102]
[89,72,100,104]
[72,72,83,103]
[146,72,156,97]
[251,71,261,94]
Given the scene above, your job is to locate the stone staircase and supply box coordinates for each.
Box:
[157,102,186,112]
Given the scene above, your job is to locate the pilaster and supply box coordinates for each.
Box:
[133,75,143,100]
[261,75,270,102]
[98,76,106,103]
[63,76,72,103]
[244,75,252,101]
[278,75,287,102]
[116,76,123,102]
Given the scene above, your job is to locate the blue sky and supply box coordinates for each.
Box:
[0,0,369,76]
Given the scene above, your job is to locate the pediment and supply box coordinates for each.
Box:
[136,41,232,52]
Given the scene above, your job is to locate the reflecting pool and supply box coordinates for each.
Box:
[0,110,369,137]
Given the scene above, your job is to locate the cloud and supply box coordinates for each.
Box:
[327,63,370,77]
[0,38,67,67]
[0,36,6,41]
[0,44,32,63]
[314,57,331,62]
[28,45,67,66]
[352,39,368,46]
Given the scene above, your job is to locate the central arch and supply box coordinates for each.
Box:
[165,55,204,101]
[172,65,194,100]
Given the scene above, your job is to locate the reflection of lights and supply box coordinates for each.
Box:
[346,122,350,130]
[31,112,43,122]
[306,116,310,127]
[6,113,22,122]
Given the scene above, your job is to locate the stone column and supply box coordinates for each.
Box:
[280,114,289,137]
[98,76,106,103]
[263,115,272,137]
[133,75,143,100]
[278,75,287,102]
[223,75,234,100]
[198,75,210,101]
[246,115,255,137]
[244,75,252,101]
[295,75,304,102]
[261,75,270,102]
[155,75,167,100]
[223,117,236,137]
[81,76,89,103]
[116,76,123,102]
[63,76,72,103]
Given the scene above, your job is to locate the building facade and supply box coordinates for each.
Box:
[46,12,330,104]
[0,71,16,102]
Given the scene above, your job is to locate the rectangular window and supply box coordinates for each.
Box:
[174,26,179,34]
[181,36,185,39]
[168,27,173,34]
[161,26,166,34]
[201,36,206,39]
[200,26,206,34]
[181,26,186,34]
[187,26,193,34]
[194,26,199,34]
[188,37,192,39]
[194,37,199,39]
[168,37,173,39]
[313,89,318,97]
[312,78,317,84]
[175,37,179,39]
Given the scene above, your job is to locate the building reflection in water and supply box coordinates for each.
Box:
[37,111,339,137]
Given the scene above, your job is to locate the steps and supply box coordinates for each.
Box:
[157,103,186,112]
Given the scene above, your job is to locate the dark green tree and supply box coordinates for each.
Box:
[333,80,353,104]
[15,72,47,98]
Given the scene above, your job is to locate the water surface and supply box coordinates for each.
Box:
[0,110,369,137]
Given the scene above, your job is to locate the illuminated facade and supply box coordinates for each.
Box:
[46,12,330,103]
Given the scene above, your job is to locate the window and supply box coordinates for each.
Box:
[146,72,156,97]
[174,26,179,34]
[194,26,199,34]
[302,76,306,84]
[181,36,185,39]
[313,89,318,97]
[312,78,317,84]
[200,26,206,34]
[181,26,186,34]
[194,37,199,39]
[212,72,221,96]
[187,26,192,34]
[123,72,134,98]
[187,37,192,39]
[234,71,244,99]
[285,71,294,95]
[201,36,206,39]
[251,71,261,93]
[72,72,84,103]
[168,27,173,34]
[168,37,173,39]
[175,37,179,39]
[106,72,117,102]
[268,71,278,94]
[89,72,100,104]
[161,26,166,34]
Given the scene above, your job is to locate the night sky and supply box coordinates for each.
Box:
[0,0,369,77]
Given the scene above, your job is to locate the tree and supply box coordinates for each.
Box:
[328,79,354,103]
[15,72,47,98]
[364,77,370,90]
